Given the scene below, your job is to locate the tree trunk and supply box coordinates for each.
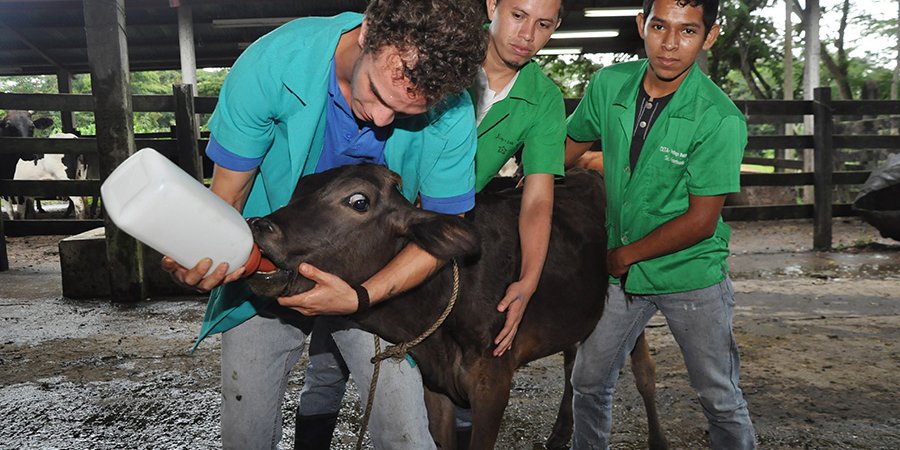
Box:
[802,0,820,204]
[781,0,794,172]
[820,0,853,100]
[893,0,899,100]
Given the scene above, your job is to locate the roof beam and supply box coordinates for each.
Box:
[0,19,69,72]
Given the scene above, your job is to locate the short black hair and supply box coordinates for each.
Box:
[642,0,719,34]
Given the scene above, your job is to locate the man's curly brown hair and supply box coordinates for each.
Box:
[363,0,488,106]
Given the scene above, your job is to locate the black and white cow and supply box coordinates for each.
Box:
[1,110,52,179]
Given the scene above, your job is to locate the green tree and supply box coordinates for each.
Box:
[709,0,781,100]
[197,69,228,97]
[534,54,602,98]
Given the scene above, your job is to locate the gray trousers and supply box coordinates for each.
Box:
[571,279,757,450]
[220,314,435,450]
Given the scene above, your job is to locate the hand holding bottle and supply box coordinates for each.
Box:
[161,256,246,293]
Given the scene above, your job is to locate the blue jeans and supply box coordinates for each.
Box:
[220,314,435,450]
[571,278,756,450]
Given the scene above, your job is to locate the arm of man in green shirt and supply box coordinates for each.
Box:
[564,136,595,169]
[607,193,726,278]
[493,172,554,357]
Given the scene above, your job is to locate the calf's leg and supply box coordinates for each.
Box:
[467,359,514,450]
[631,331,668,450]
[424,388,457,449]
[545,347,576,449]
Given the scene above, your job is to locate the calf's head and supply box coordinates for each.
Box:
[245,164,480,298]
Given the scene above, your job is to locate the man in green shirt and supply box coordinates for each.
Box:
[472,0,566,357]
[564,0,756,448]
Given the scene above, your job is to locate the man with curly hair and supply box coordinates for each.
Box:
[292,0,567,447]
[161,1,487,448]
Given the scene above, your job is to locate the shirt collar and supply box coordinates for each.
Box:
[613,59,702,120]
[473,67,520,126]
[327,58,353,116]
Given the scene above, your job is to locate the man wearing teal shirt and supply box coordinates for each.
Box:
[292,0,567,446]
[564,0,756,448]
[161,1,487,448]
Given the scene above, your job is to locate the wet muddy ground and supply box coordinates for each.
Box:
[1,218,898,449]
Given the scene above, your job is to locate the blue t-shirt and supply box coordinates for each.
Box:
[316,59,389,172]
[208,59,388,175]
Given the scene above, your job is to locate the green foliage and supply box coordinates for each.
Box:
[0,75,58,94]
[534,54,602,98]
[0,69,228,134]
[709,0,781,99]
[837,58,895,100]
[197,68,228,97]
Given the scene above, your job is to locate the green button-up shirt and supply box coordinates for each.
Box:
[567,60,746,295]
[470,61,565,192]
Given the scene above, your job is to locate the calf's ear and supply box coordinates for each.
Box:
[395,209,480,261]
[33,117,53,130]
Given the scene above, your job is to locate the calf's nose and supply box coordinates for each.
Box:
[248,217,278,235]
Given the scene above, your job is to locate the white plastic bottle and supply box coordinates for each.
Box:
[101,148,263,276]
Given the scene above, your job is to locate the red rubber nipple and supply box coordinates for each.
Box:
[244,243,277,276]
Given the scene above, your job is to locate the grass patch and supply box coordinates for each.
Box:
[740,164,775,173]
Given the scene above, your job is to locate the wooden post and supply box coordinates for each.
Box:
[812,87,833,251]
[57,70,77,133]
[173,84,202,181]
[176,4,198,96]
[0,209,8,271]
[84,0,146,302]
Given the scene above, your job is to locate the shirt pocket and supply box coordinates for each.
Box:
[641,157,689,218]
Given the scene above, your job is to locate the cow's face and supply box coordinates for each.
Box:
[0,110,53,138]
[245,164,479,298]
[1,111,53,162]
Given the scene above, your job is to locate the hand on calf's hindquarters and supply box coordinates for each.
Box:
[277,263,359,316]
[492,280,535,357]
[161,256,246,293]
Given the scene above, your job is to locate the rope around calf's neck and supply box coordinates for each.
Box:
[355,260,461,450]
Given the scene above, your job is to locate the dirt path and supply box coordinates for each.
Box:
[1,218,898,449]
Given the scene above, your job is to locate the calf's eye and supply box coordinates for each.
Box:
[348,193,369,212]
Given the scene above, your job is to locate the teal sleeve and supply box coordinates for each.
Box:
[521,87,566,177]
[566,71,605,143]
[419,96,478,209]
[207,42,281,160]
[687,114,746,196]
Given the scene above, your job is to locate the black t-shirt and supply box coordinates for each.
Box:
[629,85,675,171]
